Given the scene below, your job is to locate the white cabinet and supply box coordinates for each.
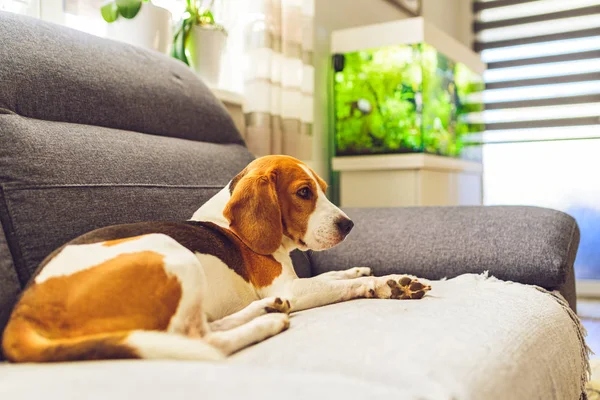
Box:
[332,154,482,207]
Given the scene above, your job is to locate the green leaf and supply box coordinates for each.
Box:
[100,1,119,23]
[116,0,142,19]
[172,18,193,66]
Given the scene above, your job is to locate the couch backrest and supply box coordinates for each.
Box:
[0,13,314,344]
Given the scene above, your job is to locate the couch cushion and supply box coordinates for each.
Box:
[0,12,242,145]
[0,275,588,399]
[310,206,580,309]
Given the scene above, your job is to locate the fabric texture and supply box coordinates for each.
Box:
[243,0,314,158]
[289,249,311,279]
[309,206,580,310]
[0,12,242,145]
[0,274,588,400]
[0,361,405,399]
[232,273,589,400]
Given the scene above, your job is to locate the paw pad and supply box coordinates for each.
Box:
[264,297,292,313]
[387,277,431,300]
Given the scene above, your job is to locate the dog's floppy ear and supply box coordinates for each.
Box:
[224,170,283,255]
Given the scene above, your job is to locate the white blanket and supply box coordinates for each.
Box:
[231,273,591,399]
[0,273,590,400]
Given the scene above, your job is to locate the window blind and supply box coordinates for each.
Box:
[469,0,600,143]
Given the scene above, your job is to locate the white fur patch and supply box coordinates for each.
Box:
[126,330,224,361]
[195,253,259,322]
[258,248,298,298]
[190,185,231,228]
[299,164,349,250]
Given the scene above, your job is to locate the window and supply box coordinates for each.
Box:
[1,0,39,17]
[472,0,600,283]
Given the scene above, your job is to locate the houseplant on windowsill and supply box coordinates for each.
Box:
[101,0,172,54]
[172,0,227,87]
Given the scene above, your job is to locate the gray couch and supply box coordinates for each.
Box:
[0,12,587,400]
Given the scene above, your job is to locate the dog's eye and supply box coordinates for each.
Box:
[296,187,311,199]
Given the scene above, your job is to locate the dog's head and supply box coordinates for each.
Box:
[223,155,353,255]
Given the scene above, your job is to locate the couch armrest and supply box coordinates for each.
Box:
[308,206,580,309]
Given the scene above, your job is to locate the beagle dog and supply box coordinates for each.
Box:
[2,155,431,363]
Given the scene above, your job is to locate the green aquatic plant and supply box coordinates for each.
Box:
[333,43,484,157]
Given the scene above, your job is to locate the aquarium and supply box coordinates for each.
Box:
[332,42,484,157]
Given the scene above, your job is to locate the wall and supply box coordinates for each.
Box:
[310,0,473,181]
[422,0,473,47]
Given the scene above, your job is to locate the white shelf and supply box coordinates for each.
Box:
[208,86,245,107]
[332,153,483,173]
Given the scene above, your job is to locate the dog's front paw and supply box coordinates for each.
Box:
[370,276,431,300]
[263,297,292,314]
[262,313,290,332]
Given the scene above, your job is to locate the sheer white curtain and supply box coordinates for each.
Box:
[242,0,314,159]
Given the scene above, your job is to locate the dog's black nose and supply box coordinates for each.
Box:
[336,218,354,236]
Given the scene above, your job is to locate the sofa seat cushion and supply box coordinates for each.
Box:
[0,274,588,400]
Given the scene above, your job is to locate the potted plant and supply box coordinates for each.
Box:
[172,0,227,87]
[101,0,172,54]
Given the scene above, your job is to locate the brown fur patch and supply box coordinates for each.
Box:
[2,317,137,362]
[2,251,181,362]
[226,155,326,249]
[224,172,283,255]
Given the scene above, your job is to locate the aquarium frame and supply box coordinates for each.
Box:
[331,17,486,76]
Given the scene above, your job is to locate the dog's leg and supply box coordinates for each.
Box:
[314,267,372,280]
[285,275,431,312]
[204,313,290,355]
[209,297,291,332]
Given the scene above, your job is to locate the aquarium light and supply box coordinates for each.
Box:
[476,14,600,43]
[484,58,600,83]
[481,36,600,64]
[464,103,600,124]
[477,0,600,23]
[464,81,600,104]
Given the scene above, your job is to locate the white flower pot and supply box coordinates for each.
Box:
[187,25,227,87]
[106,2,172,54]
